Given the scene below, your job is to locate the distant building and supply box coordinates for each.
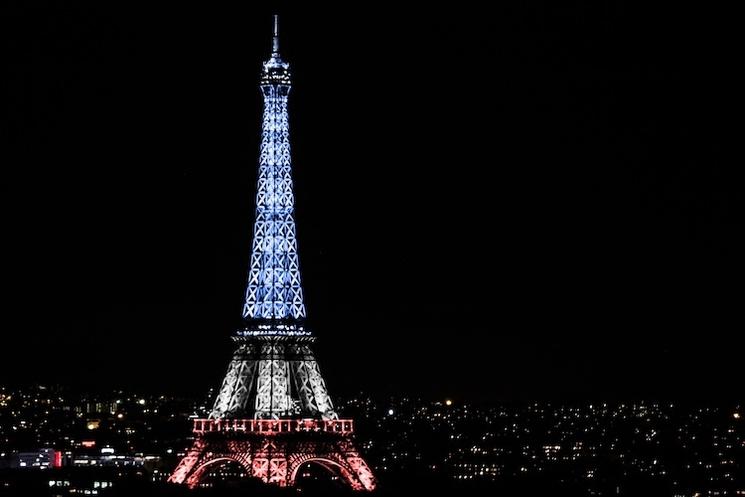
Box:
[12,448,60,469]
[83,401,117,415]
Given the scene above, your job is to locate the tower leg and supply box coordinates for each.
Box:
[170,434,375,491]
[167,439,205,485]
[269,457,288,485]
[345,455,377,491]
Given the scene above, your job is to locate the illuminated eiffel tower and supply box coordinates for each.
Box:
[168,16,376,491]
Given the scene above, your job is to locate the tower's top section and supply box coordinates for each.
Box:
[272,14,280,57]
[243,14,305,324]
[262,14,291,85]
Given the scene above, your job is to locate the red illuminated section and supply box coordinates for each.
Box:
[192,418,354,435]
[53,450,62,468]
[170,419,375,490]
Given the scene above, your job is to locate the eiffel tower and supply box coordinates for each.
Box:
[168,16,376,491]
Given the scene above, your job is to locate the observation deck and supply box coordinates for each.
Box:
[192,418,354,435]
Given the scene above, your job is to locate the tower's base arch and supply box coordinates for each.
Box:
[169,419,376,491]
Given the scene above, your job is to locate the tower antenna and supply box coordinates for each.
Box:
[272,14,280,56]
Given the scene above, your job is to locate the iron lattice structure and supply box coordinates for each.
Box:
[169,16,375,491]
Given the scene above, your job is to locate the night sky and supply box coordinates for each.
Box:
[3,3,740,401]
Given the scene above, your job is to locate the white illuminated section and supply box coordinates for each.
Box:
[236,324,311,337]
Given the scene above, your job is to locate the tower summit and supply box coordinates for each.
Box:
[272,14,280,56]
[245,13,302,322]
[168,16,376,491]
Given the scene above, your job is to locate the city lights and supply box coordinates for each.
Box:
[1,386,744,495]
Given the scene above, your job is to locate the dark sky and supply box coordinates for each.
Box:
[3,3,740,401]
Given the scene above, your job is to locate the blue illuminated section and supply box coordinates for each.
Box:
[243,17,306,321]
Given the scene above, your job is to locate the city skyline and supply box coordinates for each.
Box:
[1,384,743,496]
[3,5,740,402]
